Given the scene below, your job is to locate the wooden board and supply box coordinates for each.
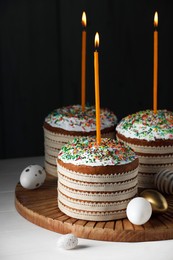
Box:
[15,174,173,242]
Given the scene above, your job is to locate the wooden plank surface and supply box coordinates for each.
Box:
[15,175,173,242]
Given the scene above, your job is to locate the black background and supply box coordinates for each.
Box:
[0,0,173,159]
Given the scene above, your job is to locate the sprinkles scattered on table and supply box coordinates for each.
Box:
[116,110,173,141]
[45,105,117,132]
[58,137,137,166]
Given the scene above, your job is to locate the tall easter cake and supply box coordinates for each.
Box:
[57,137,138,221]
[44,105,117,176]
[116,109,173,189]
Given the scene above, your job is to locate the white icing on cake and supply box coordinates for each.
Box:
[116,109,173,141]
[45,105,117,132]
[58,137,137,166]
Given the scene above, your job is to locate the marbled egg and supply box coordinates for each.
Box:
[57,234,78,250]
[126,197,152,225]
[140,189,168,213]
[154,168,173,195]
[20,165,46,189]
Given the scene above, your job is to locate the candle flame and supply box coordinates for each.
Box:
[94,32,99,49]
[154,12,158,27]
[82,11,87,27]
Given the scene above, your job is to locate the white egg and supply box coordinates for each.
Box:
[57,234,78,250]
[20,165,46,189]
[126,197,152,225]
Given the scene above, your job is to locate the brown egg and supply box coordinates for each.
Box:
[140,189,168,213]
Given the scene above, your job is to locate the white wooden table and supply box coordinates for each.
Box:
[0,156,173,260]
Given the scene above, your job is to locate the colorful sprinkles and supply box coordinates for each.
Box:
[45,105,117,132]
[58,137,137,166]
[116,110,173,141]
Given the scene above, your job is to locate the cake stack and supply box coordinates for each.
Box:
[44,105,117,176]
[116,109,173,189]
[57,137,138,221]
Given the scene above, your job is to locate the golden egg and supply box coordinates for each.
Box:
[140,189,168,213]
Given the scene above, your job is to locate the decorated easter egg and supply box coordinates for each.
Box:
[57,234,78,250]
[126,197,152,225]
[140,189,168,213]
[154,168,173,195]
[20,165,46,189]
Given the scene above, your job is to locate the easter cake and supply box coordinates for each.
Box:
[57,137,138,221]
[116,109,173,189]
[44,105,117,176]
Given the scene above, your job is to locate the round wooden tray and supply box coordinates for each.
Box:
[15,174,173,242]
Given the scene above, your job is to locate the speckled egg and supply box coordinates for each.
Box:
[126,197,152,225]
[20,165,46,189]
[154,168,173,195]
[57,234,78,250]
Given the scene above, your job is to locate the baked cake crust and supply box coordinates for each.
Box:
[57,137,139,221]
[44,105,117,176]
[44,121,115,136]
[116,109,173,189]
[57,157,139,175]
[116,132,173,147]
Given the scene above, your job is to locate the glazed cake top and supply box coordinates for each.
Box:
[116,110,173,141]
[58,137,137,166]
[45,105,117,132]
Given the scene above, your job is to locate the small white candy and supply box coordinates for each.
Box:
[57,234,78,250]
[126,197,152,225]
[20,165,46,189]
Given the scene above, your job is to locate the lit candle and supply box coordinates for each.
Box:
[94,32,101,145]
[153,11,158,114]
[81,11,87,111]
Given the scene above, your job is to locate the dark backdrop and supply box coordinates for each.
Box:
[0,0,173,159]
